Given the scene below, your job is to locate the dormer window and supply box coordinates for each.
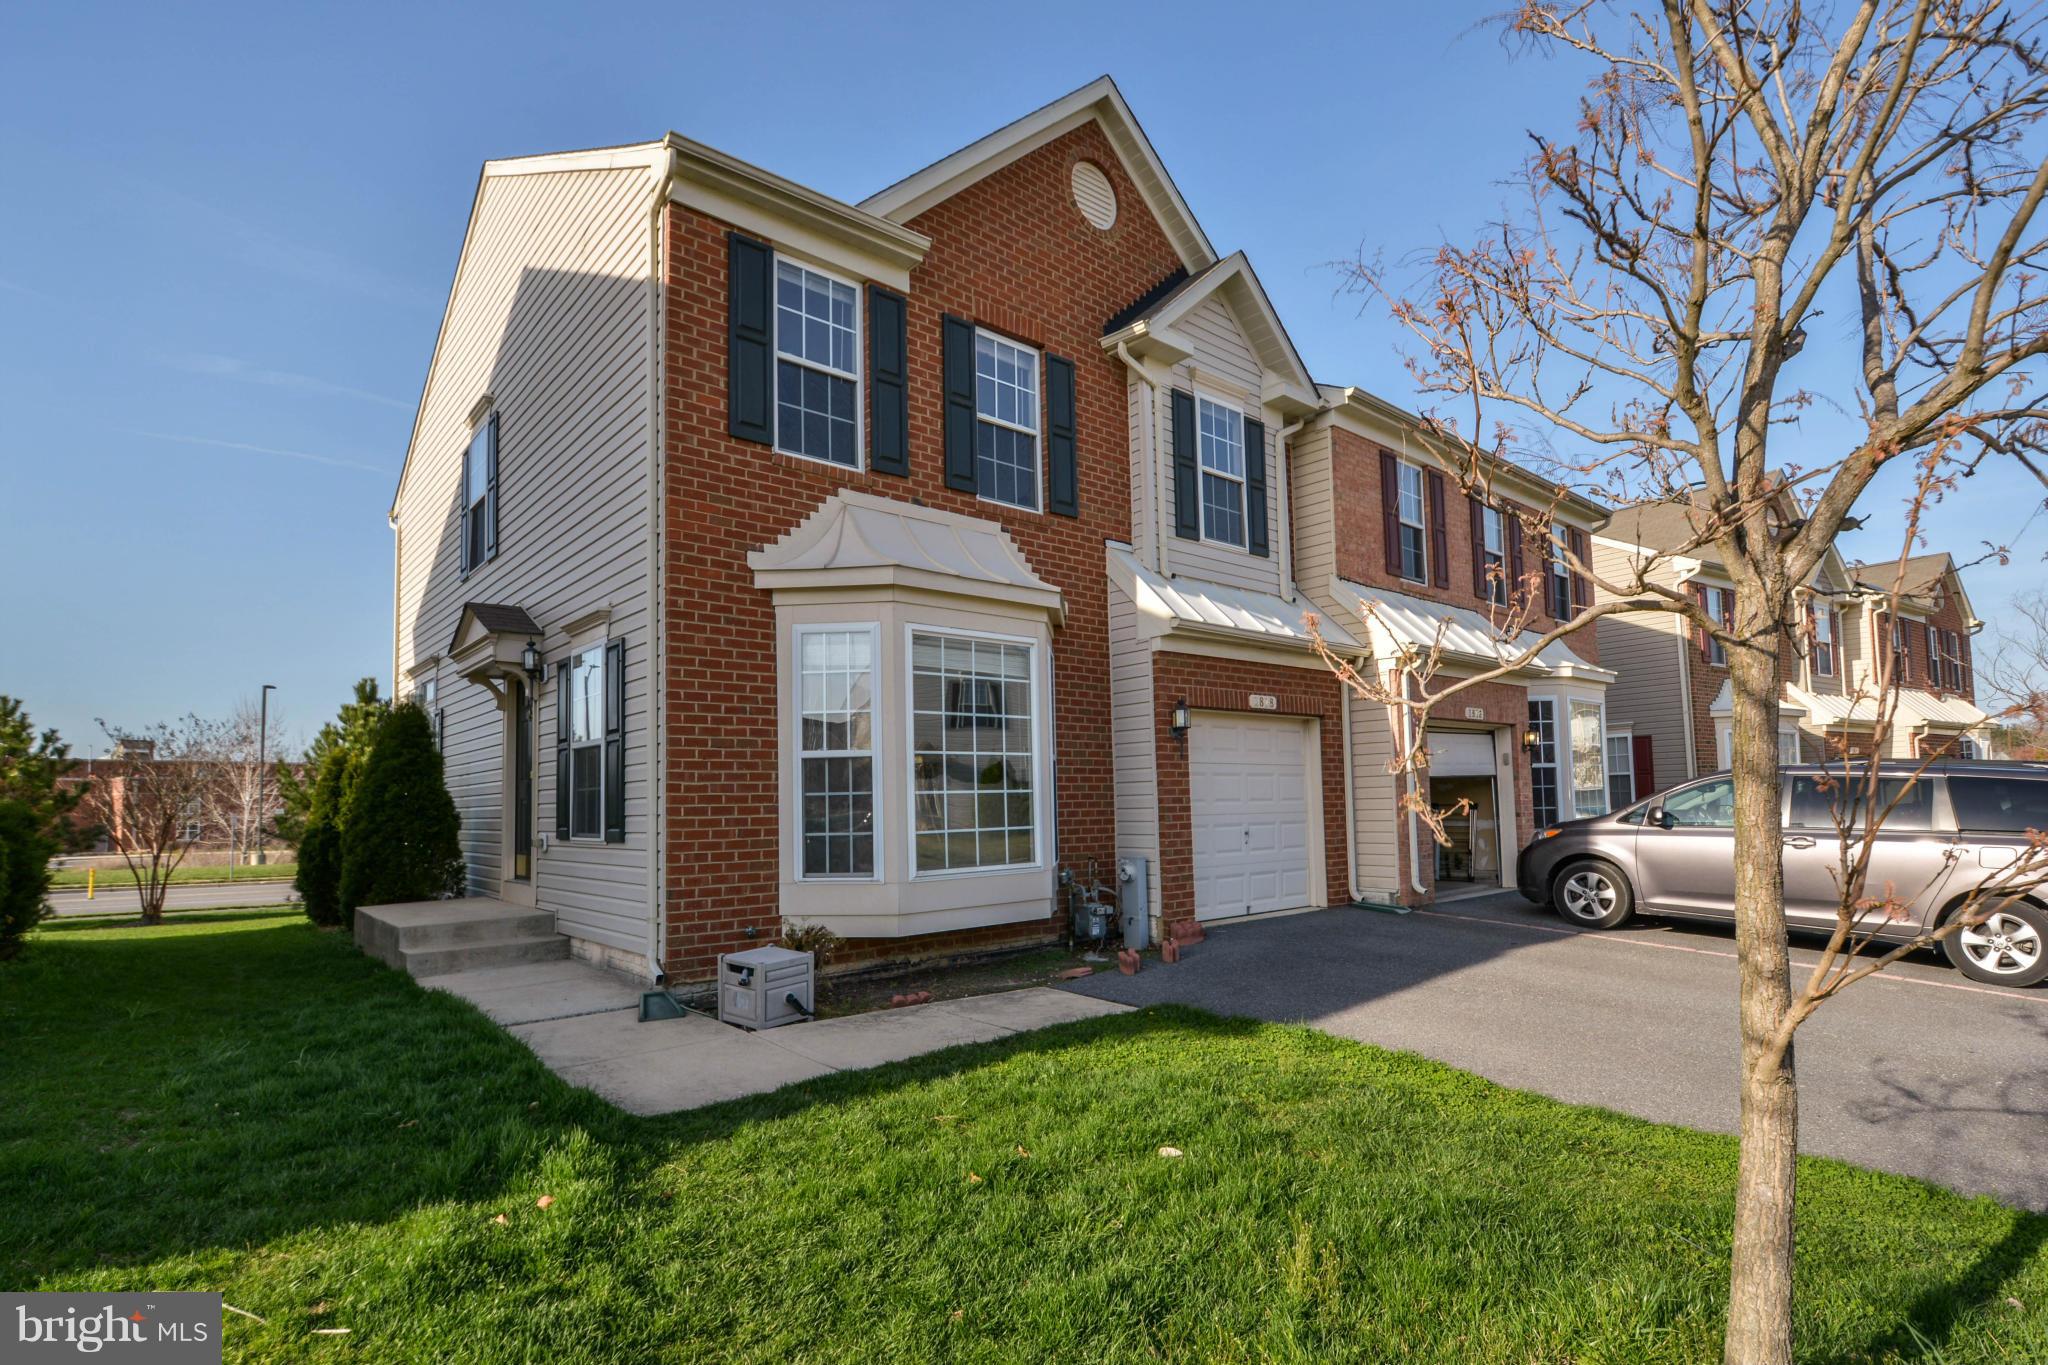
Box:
[1198,396,1246,547]
[1395,462,1427,581]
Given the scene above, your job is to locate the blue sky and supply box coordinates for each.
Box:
[3,1,2038,755]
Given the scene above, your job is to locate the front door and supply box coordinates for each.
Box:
[512,679,534,882]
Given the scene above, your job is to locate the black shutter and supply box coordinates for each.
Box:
[942,314,978,492]
[727,233,774,444]
[1426,469,1450,588]
[1379,451,1401,576]
[1244,416,1268,556]
[868,285,909,477]
[1046,354,1078,517]
[554,658,570,839]
[483,412,499,562]
[603,639,625,844]
[1171,388,1199,540]
[458,438,473,573]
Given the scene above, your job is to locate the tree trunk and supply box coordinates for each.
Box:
[1723,616,1797,1365]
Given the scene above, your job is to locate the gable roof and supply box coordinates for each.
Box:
[1099,251,1317,407]
[860,76,1217,273]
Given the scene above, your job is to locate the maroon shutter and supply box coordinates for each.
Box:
[1507,511,1526,603]
[1379,450,1400,577]
[1960,630,1973,696]
[1876,611,1892,674]
[1568,526,1591,613]
[1533,521,1555,618]
[1924,622,1938,688]
[1469,496,1487,598]
[1631,734,1656,797]
[1692,583,1711,657]
[1426,469,1450,588]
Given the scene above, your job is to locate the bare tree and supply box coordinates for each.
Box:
[80,720,226,925]
[196,698,290,866]
[1982,587,2048,755]
[1335,4,2048,1360]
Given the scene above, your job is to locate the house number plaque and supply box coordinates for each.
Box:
[1248,694,1278,711]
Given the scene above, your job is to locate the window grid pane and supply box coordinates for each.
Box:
[1529,699,1559,829]
[775,261,859,469]
[974,332,1040,509]
[912,633,1035,873]
[1570,700,1606,817]
[799,630,875,878]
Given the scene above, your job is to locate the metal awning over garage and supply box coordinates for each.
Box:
[1109,545,1361,654]
[1332,580,1614,683]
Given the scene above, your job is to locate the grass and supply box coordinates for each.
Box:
[5,912,2046,1364]
[48,861,297,889]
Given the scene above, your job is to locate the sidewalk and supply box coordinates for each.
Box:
[430,958,1129,1115]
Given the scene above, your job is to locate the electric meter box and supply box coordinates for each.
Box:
[717,945,815,1030]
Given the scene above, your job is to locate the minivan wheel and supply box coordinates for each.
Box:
[1942,901,2048,987]
[1553,860,1634,930]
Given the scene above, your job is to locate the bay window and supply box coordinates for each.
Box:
[796,627,878,878]
[1570,699,1607,817]
[912,632,1037,873]
[1529,698,1559,829]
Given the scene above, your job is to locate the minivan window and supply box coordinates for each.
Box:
[1788,775,1936,832]
[1662,779,1734,828]
[1949,776,2048,834]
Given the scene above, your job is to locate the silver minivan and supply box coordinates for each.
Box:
[1515,761,2048,986]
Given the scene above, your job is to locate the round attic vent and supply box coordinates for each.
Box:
[1071,160,1117,230]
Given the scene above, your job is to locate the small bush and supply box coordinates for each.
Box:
[778,920,843,974]
[338,704,464,923]
[295,749,348,927]
[0,799,54,961]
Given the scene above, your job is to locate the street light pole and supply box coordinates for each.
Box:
[256,684,277,866]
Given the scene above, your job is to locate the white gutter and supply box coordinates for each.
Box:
[389,519,402,700]
[1339,681,1360,900]
[642,147,679,988]
[1115,341,1168,577]
[1401,662,1426,896]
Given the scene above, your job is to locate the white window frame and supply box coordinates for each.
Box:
[565,643,606,842]
[461,416,495,575]
[1812,603,1836,677]
[903,623,1045,880]
[1548,523,1574,618]
[1196,392,1248,549]
[1605,728,1635,809]
[1480,504,1507,605]
[1395,460,1428,582]
[1701,584,1731,666]
[1569,697,1608,818]
[772,256,863,472]
[792,622,883,883]
[973,328,1042,512]
[1716,723,1802,770]
[1528,697,1560,829]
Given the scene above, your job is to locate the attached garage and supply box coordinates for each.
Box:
[1188,713,1319,921]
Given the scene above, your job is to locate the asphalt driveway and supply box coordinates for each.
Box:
[1065,891,2048,1211]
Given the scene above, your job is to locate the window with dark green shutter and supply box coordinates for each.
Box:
[1046,354,1077,517]
[942,315,978,493]
[1170,389,1199,540]
[726,234,774,444]
[554,658,570,839]
[564,644,606,840]
[1244,416,1268,556]
[867,284,909,477]
[603,639,625,844]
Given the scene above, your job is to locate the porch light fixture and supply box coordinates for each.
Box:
[521,640,543,679]
[1520,727,1543,752]
[1169,699,1190,738]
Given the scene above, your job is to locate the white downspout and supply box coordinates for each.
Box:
[1402,662,1426,896]
[1339,669,1360,900]
[1274,416,1303,600]
[1115,340,1168,577]
[642,147,679,987]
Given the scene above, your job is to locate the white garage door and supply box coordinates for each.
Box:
[1190,715,1315,921]
[1426,729,1495,777]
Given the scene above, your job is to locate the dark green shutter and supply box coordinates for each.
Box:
[868,285,909,476]
[942,314,977,492]
[1244,415,1268,556]
[727,233,774,444]
[554,658,570,839]
[483,412,499,561]
[1171,388,1198,539]
[1046,354,1078,517]
[603,639,625,844]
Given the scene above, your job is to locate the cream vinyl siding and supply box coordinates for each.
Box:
[1349,687,1402,900]
[1157,296,1283,596]
[1285,425,1337,589]
[1107,579,1161,922]
[391,162,658,956]
[1590,539,1691,792]
[1125,371,1158,566]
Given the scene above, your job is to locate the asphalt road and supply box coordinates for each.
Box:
[46,880,297,917]
[1066,891,2048,1211]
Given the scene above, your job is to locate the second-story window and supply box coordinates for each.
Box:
[1395,462,1427,581]
[1700,584,1731,665]
[775,259,860,470]
[1812,604,1836,676]
[1198,396,1246,547]
[1547,523,1573,618]
[975,331,1041,510]
[460,414,497,573]
[1480,505,1506,605]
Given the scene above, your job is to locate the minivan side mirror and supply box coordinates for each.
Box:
[1646,807,1674,830]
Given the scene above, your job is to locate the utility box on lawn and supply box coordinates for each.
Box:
[718,946,814,1030]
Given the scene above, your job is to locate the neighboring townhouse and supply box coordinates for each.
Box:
[1831,553,1995,759]
[1289,389,1616,906]
[1592,501,1992,790]
[387,76,1653,986]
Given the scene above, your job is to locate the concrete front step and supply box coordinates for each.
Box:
[354,897,569,979]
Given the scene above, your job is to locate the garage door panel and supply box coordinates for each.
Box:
[1188,715,1316,922]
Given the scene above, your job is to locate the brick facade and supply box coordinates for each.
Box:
[1149,652,1353,929]
[659,123,1183,980]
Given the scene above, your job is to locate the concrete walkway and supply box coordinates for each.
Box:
[430,957,1129,1115]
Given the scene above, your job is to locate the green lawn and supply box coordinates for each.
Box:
[4,913,2045,1364]
[47,861,297,889]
